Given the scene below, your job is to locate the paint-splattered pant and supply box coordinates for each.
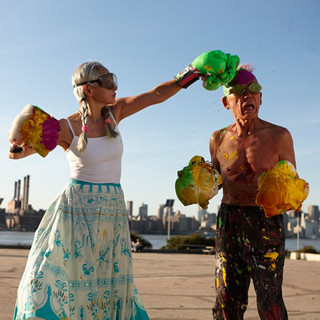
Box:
[212,204,288,320]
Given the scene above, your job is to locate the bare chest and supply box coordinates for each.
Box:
[217,133,279,183]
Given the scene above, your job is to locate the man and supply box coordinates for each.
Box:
[210,66,295,320]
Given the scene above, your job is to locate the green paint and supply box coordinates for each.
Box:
[218,217,222,228]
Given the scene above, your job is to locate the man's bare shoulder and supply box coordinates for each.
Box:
[257,119,291,135]
[211,124,234,142]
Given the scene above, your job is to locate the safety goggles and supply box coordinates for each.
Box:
[226,82,262,96]
[74,73,118,89]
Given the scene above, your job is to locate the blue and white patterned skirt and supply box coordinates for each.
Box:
[14,179,149,320]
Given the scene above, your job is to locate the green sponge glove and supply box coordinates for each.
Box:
[175,50,240,90]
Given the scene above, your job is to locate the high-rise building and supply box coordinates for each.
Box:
[139,202,148,219]
[157,204,165,220]
[308,205,319,221]
[197,205,207,221]
[126,201,133,218]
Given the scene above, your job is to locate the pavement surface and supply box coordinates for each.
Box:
[1,248,320,320]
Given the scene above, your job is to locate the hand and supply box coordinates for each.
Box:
[9,143,23,154]
[9,144,35,159]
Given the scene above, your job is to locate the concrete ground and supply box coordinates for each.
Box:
[1,248,319,320]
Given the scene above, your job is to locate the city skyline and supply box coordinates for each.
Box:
[1,174,319,220]
[0,1,319,218]
[1,174,319,240]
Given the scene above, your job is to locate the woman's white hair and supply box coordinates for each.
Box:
[71,62,118,153]
[72,61,104,102]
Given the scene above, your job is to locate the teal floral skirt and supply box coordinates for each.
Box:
[14,179,149,320]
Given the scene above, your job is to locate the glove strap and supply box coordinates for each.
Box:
[174,65,200,88]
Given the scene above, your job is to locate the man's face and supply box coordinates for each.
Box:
[223,79,262,122]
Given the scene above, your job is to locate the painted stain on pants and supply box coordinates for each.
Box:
[213,203,288,320]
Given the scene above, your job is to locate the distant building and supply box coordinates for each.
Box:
[200,213,217,227]
[157,204,165,220]
[126,201,133,218]
[0,208,6,230]
[199,212,217,236]
[197,206,207,222]
[5,175,45,231]
[138,202,148,219]
[308,205,319,222]
[163,211,200,234]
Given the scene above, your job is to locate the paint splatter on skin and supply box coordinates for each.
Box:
[230,136,235,140]
[220,126,229,138]
[223,150,238,160]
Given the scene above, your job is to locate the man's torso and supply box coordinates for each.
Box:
[214,122,285,205]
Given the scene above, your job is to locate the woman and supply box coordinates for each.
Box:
[9,61,187,320]
[10,50,237,319]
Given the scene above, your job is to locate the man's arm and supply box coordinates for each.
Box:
[278,127,296,167]
[209,131,221,171]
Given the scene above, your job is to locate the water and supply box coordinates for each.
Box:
[142,234,168,249]
[143,234,320,251]
[0,231,35,246]
[1,231,320,252]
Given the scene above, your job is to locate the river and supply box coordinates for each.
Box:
[0,231,320,252]
[143,234,320,251]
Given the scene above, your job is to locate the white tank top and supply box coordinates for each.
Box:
[65,113,123,183]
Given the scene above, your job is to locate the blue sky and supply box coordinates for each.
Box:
[0,0,319,218]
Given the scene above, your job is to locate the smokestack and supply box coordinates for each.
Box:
[14,181,17,200]
[22,177,25,210]
[23,175,30,210]
[17,179,21,201]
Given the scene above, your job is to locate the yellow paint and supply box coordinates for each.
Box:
[216,277,219,288]
[221,253,227,262]
[230,136,235,140]
[229,150,238,159]
[103,230,106,239]
[270,263,276,271]
[264,251,279,260]
[204,64,213,72]
[263,236,270,240]
[223,150,238,160]
[222,267,227,286]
